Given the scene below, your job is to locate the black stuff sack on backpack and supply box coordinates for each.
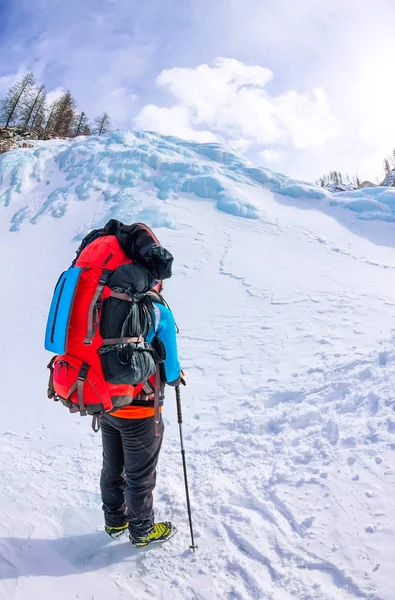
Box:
[98,262,166,386]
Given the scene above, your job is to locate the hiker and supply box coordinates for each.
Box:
[45,220,182,547]
[101,276,182,547]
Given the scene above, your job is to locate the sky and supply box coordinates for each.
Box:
[1,0,395,183]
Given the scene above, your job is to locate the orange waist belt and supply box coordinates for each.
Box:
[111,406,163,419]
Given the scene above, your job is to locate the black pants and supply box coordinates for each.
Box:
[100,413,164,537]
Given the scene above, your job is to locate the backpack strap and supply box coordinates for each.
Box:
[47,356,57,400]
[77,362,89,416]
[110,291,133,302]
[154,364,161,437]
[147,291,179,333]
[84,269,112,345]
[101,336,144,345]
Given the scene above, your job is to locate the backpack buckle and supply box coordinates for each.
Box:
[78,364,89,381]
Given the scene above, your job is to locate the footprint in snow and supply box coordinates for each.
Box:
[378,351,388,366]
[322,419,339,445]
[367,393,380,416]
[264,390,306,408]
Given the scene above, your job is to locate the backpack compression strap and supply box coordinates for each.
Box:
[84,269,112,345]
[154,364,161,437]
[70,362,99,432]
[77,363,89,416]
[101,335,144,345]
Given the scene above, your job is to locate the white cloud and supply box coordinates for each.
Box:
[135,104,217,142]
[134,58,340,156]
[258,149,285,167]
[0,71,25,96]
[274,88,340,149]
[100,85,137,124]
[46,87,65,105]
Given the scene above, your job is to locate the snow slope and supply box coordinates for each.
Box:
[1,131,395,600]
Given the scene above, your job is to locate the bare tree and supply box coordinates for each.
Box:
[317,170,353,188]
[20,84,46,130]
[45,101,58,132]
[0,72,35,127]
[30,92,47,131]
[93,112,111,135]
[74,111,89,137]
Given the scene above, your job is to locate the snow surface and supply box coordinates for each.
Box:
[1,131,395,600]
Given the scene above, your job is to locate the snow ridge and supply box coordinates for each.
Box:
[2,131,395,235]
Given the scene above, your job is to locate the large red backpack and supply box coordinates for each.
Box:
[45,220,173,431]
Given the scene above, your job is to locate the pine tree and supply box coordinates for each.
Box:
[0,72,35,127]
[20,84,46,130]
[93,112,111,135]
[74,111,89,137]
[384,158,391,175]
[52,91,77,136]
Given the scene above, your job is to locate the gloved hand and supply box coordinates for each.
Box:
[180,370,186,386]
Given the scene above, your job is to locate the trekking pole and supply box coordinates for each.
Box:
[175,385,198,552]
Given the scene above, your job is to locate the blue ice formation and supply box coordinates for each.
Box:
[1,129,395,232]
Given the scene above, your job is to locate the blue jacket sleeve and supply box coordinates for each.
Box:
[148,302,181,386]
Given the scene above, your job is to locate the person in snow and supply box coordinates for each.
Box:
[101,276,182,547]
[46,220,182,548]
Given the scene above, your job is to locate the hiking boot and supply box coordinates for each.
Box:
[105,523,129,539]
[129,522,177,548]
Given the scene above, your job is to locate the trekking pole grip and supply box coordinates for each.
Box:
[175,385,183,424]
